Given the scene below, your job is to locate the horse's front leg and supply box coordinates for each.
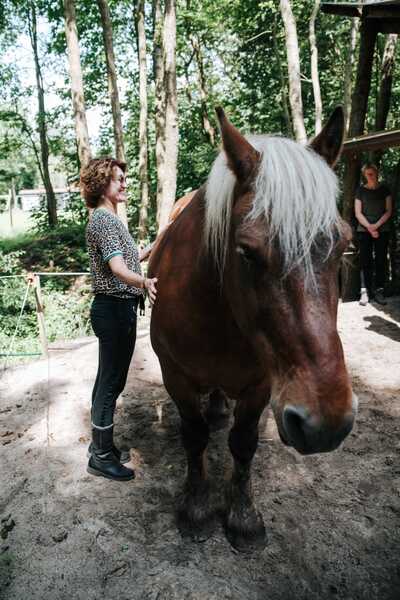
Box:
[225,389,268,551]
[161,364,214,537]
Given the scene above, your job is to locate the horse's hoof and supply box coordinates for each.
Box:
[176,509,216,542]
[224,511,267,553]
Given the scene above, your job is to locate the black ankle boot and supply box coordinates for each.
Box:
[87,427,135,481]
[87,442,131,464]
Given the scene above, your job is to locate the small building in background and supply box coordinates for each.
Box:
[18,188,74,212]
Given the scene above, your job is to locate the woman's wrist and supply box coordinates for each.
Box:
[142,276,147,290]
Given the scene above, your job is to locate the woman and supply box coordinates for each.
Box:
[354,163,392,306]
[80,157,157,482]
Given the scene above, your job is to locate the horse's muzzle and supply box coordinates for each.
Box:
[281,396,357,455]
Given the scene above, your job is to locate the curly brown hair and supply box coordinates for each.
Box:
[80,157,127,208]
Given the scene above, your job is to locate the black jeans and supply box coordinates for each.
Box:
[357,231,389,293]
[90,294,138,429]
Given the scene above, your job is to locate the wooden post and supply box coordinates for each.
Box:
[342,18,378,224]
[33,275,48,357]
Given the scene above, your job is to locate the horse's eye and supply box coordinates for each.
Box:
[236,245,259,264]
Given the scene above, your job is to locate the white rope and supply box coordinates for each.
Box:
[2,281,32,369]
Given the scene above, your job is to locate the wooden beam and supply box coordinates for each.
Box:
[343,130,400,153]
[377,19,400,33]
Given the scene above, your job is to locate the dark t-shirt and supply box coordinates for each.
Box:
[355,183,391,232]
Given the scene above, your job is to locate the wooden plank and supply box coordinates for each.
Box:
[322,1,400,19]
[343,129,400,153]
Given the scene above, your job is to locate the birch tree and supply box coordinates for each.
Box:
[309,0,322,135]
[64,0,91,169]
[280,0,307,144]
[343,19,359,135]
[190,35,215,146]
[154,0,178,232]
[157,0,178,232]
[135,0,150,240]
[28,3,57,227]
[97,0,128,226]
[153,0,166,225]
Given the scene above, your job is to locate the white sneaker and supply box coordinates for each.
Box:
[359,288,369,306]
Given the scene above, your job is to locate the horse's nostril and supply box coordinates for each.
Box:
[282,404,355,454]
[283,405,310,447]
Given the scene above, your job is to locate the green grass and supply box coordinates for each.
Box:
[0,208,32,238]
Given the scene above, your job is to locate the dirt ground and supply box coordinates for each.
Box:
[1,297,400,600]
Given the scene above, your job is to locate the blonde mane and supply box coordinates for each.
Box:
[204,135,340,283]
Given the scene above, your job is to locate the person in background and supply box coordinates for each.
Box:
[80,157,157,482]
[354,163,392,306]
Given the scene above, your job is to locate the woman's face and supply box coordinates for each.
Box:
[104,166,127,204]
[364,168,378,187]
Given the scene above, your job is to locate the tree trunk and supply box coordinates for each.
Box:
[97,0,128,226]
[135,0,150,240]
[342,19,378,225]
[273,15,292,137]
[64,0,92,169]
[28,3,58,227]
[280,0,307,144]
[343,18,359,135]
[157,0,178,232]
[153,0,167,226]
[373,34,397,165]
[190,35,215,146]
[309,0,322,135]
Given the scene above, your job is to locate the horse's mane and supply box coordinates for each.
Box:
[204,135,340,284]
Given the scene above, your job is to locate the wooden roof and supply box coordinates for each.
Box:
[342,128,400,153]
[322,1,400,32]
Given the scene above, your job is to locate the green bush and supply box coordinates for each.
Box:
[0,222,93,362]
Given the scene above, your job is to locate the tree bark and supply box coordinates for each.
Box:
[273,15,292,136]
[280,0,307,144]
[343,18,359,135]
[153,0,167,226]
[309,0,322,135]
[157,0,178,232]
[373,34,398,165]
[28,3,57,227]
[97,0,128,226]
[135,0,150,240]
[190,35,215,146]
[64,0,91,169]
[342,19,378,225]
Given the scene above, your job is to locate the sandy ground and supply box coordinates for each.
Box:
[1,298,400,600]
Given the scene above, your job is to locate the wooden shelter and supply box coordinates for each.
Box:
[322,0,400,220]
[322,1,400,297]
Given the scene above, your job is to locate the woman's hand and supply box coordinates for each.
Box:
[144,277,158,305]
[367,224,379,238]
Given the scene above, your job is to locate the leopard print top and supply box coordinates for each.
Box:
[86,208,144,298]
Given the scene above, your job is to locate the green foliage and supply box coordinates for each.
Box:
[0,222,91,360]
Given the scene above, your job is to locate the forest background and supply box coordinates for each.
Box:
[0,0,399,357]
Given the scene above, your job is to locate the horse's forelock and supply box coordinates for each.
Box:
[204,135,340,284]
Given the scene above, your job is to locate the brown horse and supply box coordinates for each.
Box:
[148,107,357,551]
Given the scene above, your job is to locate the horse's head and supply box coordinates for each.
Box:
[205,107,356,455]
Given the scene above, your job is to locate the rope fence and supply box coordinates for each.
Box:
[0,271,91,366]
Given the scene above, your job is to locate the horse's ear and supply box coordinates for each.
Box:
[309,106,345,167]
[215,107,260,181]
